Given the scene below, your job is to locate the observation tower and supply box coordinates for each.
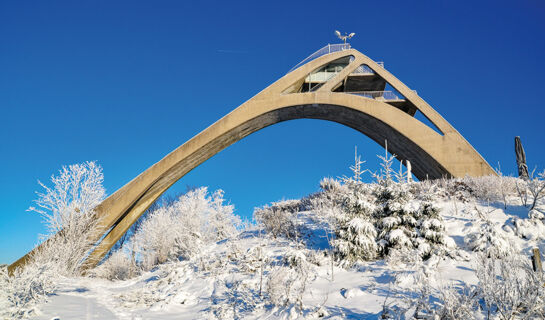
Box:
[9,40,495,274]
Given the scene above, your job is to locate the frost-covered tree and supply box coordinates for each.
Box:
[312,149,452,265]
[322,151,378,264]
[1,162,106,319]
[526,170,545,210]
[332,185,377,264]
[516,169,545,210]
[374,182,417,255]
[375,189,451,258]
[29,161,105,234]
[28,161,106,275]
[415,200,452,257]
[341,147,367,185]
[333,215,377,264]
[372,147,418,256]
[372,143,397,187]
[372,151,451,258]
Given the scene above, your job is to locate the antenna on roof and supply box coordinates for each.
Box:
[334,30,356,44]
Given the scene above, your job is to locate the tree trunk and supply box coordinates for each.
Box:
[515,136,529,179]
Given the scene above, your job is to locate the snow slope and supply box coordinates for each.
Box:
[30,194,544,320]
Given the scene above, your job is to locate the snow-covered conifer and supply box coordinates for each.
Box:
[466,207,515,257]
[341,146,367,185]
[332,191,377,264]
[416,200,451,257]
[374,181,416,255]
[374,180,450,258]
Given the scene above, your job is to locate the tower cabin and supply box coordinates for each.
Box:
[287,44,418,116]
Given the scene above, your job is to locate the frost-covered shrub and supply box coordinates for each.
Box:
[205,189,241,240]
[0,262,56,319]
[97,187,241,276]
[466,208,516,257]
[466,222,514,257]
[136,197,203,269]
[462,175,516,202]
[439,179,475,202]
[136,187,240,271]
[266,267,294,307]
[267,260,309,310]
[513,215,545,240]
[389,252,544,319]
[302,178,351,217]
[91,249,137,280]
[434,283,480,320]
[254,200,300,239]
[319,177,342,193]
[476,253,545,319]
[395,275,480,320]
[266,249,311,311]
[418,175,519,204]
[211,277,263,319]
[283,249,307,268]
[385,247,423,268]
[236,245,269,281]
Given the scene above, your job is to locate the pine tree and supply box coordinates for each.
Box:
[374,181,416,256]
[333,198,378,264]
[415,200,448,258]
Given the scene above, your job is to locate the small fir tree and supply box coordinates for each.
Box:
[333,197,378,264]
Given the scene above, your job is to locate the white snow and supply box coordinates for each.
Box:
[5,180,545,319]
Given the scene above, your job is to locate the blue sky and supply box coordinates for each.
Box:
[1,0,544,264]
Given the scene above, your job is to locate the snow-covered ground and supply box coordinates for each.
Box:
[29,195,544,320]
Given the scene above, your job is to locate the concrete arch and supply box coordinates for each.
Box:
[9,47,495,273]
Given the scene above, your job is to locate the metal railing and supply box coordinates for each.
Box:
[348,90,404,101]
[350,62,385,75]
[351,65,375,75]
[306,69,341,83]
[289,43,351,73]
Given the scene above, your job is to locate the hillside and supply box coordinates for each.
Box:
[2,164,545,319]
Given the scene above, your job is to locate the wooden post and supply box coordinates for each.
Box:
[532,247,542,273]
[406,160,412,183]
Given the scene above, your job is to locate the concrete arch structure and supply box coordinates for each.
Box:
[9,46,495,273]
